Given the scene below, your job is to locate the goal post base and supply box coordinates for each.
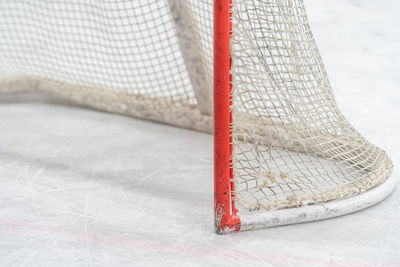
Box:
[237,172,398,232]
[215,214,241,235]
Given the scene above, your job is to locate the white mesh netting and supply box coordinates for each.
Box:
[230,0,392,211]
[0,0,214,131]
[0,0,393,215]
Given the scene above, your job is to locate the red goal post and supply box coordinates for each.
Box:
[214,0,240,234]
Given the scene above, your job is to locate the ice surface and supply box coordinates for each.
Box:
[0,0,399,266]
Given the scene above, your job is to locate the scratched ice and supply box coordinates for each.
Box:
[0,0,399,266]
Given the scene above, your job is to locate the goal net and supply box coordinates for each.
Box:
[0,0,394,233]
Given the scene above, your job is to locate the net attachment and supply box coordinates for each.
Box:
[217,0,393,232]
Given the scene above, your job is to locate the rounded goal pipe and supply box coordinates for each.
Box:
[214,0,240,234]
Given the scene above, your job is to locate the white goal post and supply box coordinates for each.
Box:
[0,0,395,234]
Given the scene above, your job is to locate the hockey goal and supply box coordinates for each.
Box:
[0,0,395,233]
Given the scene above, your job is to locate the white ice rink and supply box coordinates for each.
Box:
[1,0,399,266]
